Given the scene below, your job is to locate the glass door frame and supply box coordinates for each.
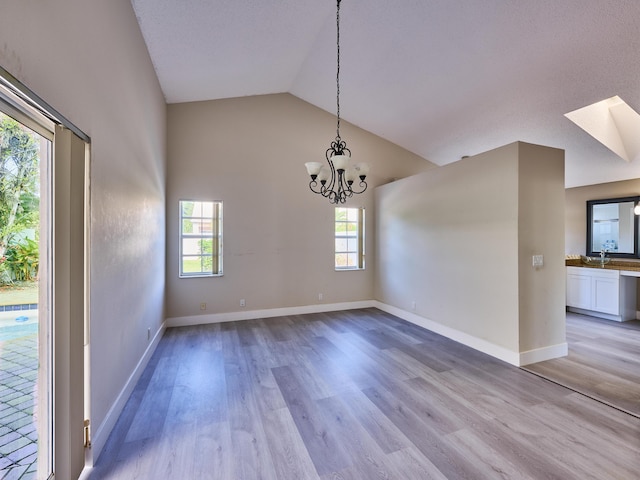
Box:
[0,94,54,479]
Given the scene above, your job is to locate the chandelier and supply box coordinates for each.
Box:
[305,0,369,204]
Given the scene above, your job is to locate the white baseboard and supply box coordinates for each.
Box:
[518,342,568,366]
[567,306,624,322]
[165,300,376,327]
[373,301,541,367]
[89,321,166,463]
[78,466,93,480]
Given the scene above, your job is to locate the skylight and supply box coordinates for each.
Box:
[565,96,640,163]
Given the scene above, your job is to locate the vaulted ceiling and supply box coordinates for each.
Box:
[131,0,640,188]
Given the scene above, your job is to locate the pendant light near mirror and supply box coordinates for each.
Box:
[305,0,369,204]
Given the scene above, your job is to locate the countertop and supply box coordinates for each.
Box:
[566,258,640,274]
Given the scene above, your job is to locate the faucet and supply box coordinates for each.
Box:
[600,248,607,265]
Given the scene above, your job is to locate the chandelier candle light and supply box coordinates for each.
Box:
[305,0,369,204]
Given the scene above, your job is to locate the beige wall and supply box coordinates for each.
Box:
[517,143,566,352]
[0,0,166,458]
[375,142,566,362]
[166,93,433,320]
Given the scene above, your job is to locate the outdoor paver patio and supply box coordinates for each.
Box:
[0,322,38,480]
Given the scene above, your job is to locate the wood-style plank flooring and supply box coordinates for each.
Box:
[88,309,640,479]
[524,311,640,418]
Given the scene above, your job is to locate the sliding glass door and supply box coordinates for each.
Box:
[1,69,89,480]
[0,108,53,480]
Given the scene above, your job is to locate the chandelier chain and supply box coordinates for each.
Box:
[336,0,341,140]
[304,0,369,204]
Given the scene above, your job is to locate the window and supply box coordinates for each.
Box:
[179,200,223,277]
[335,207,364,270]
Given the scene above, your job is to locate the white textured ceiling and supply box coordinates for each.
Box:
[131,0,640,187]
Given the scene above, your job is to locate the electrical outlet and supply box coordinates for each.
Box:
[200,302,207,311]
[318,293,324,301]
[411,301,416,311]
[532,254,544,267]
[240,299,246,307]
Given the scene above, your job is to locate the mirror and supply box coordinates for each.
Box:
[586,196,639,257]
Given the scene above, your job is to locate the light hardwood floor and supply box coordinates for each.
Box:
[524,311,640,418]
[88,309,640,479]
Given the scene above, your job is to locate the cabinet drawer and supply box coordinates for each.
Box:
[566,265,619,279]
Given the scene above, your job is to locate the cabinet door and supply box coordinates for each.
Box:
[567,274,591,309]
[592,276,619,315]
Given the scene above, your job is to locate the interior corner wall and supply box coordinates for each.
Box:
[375,141,566,363]
[0,0,167,459]
[165,93,433,321]
[517,143,566,354]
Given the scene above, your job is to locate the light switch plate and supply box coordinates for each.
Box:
[532,254,544,267]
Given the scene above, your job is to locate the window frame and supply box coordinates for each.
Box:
[334,206,365,271]
[179,199,223,278]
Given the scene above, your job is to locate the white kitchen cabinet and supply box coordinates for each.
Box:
[592,275,620,314]
[566,266,636,321]
[566,270,592,309]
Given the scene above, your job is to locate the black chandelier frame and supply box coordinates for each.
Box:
[306,0,368,205]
